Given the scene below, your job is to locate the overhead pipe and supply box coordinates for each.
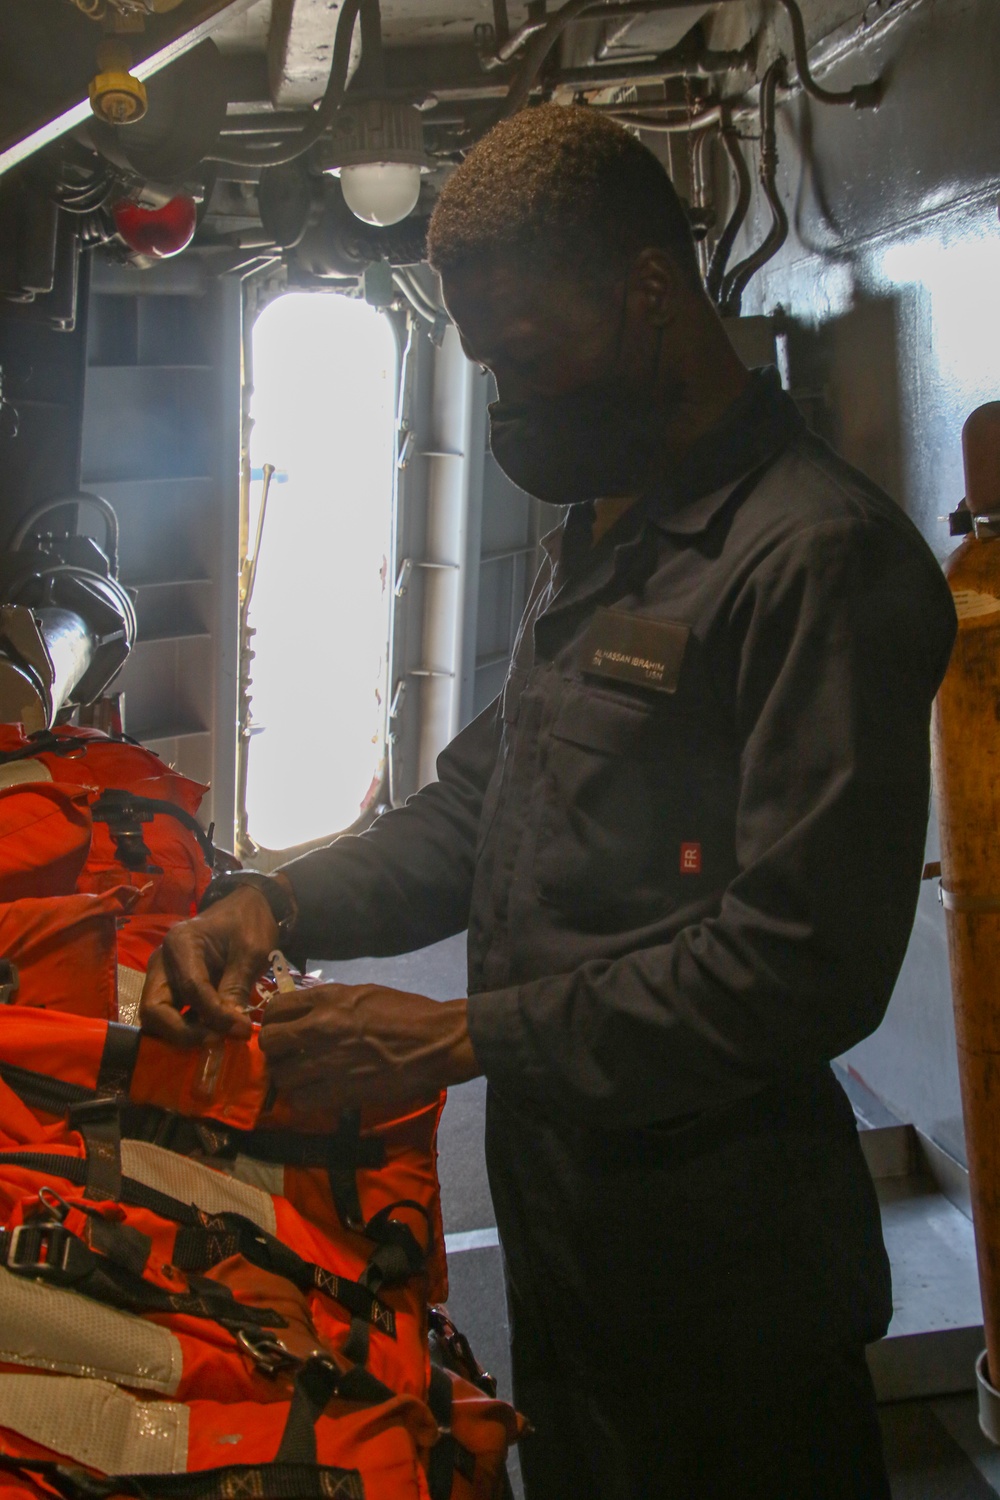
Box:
[602,103,724,131]
[220,28,747,142]
[549,41,754,92]
[392,268,445,328]
[482,12,550,69]
[491,0,750,120]
[356,0,387,93]
[491,0,511,49]
[720,59,787,315]
[706,107,751,304]
[932,403,1000,1444]
[495,0,611,118]
[480,0,748,69]
[217,0,756,169]
[775,0,882,109]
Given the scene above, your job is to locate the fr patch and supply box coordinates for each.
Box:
[580,607,690,693]
[680,843,702,875]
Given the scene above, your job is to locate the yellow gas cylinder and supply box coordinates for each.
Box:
[932,401,1000,1415]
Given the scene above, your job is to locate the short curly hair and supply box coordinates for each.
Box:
[427,104,700,289]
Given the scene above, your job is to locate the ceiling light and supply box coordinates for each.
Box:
[320,99,428,227]
[339,162,422,227]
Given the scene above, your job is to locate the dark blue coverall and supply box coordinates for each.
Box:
[284,370,958,1498]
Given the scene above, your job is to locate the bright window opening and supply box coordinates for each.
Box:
[245,292,397,852]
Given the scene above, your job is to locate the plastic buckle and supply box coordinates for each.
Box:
[5,1221,91,1285]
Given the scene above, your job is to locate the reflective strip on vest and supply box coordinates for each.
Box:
[120,1139,278,1235]
[0,1267,182,1393]
[0,760,51,791]
[0,1373,189,1474]
[232,1153,287,1198]
[117,965,145,1027]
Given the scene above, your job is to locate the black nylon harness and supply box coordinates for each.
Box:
[0,1023,388,1233]
[0,1147,402,1339]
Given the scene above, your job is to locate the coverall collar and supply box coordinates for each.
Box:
[537,366,804,618]
[645,365,806,537]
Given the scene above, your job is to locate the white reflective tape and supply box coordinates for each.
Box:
[232,1153,286,1198]
[444,1227,500,1254]
[0,1267,182,1393]
[120,1139,277,1234]
[0,1374,188,1475]
[116,965,145,1027]
[0,759,51,790]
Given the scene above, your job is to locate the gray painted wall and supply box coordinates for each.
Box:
[718,0,1000,1163]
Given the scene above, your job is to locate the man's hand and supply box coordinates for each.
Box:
[259,984,480,1114]
[140,889,278,1046]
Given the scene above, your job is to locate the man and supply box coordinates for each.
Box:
[142,107,957,1496]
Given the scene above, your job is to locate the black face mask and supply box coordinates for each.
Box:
[488,379,658,506]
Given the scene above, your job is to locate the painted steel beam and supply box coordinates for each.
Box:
[268,0,361,108]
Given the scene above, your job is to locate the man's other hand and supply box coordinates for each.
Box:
[140,889,278,1046]
[259,984,480,1114]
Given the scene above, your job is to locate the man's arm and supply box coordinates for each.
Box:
[139,696,502,1044]
[466,517,957,1127]
[281,696,502,963]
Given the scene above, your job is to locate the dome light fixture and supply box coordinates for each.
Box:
[340,161,422,228]
[319,98,428,227]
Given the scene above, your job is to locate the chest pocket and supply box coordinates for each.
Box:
[533,686,671,913]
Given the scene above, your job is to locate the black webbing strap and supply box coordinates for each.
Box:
[341,1202,429,1368]
[0,1150,217,1227]
[117,1103,388,1189]
[172,1216,397,1335]
[0,1150,398,1336]
[0,732,85,766]
[427,1365,456,1500]
[428,1363,453,1428]
[85,1207,152,1278]
[95,1022,141,1097]
[0,1059,91,1115]
[270,1354,396,1467]
[91,790,217,869]
[275,1355,342,1465]
[0,1455,366,1500]
[67,1099,122,1202]
[0,1054,387,1183]
[0,1220,286,1334]
[326,1109,366,1231]
[427,1366,477,1500]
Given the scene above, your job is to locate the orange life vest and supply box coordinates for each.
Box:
[0,728,215,914]
[0,889,138,1019]
[0,1365,438,1499]
[0,1137,432,1402]
[0,783,92,901]
[0,1010,523,1500]
[0,1009,448,1298]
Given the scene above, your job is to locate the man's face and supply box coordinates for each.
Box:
[440,258,667,505]
[441,260,631,402]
